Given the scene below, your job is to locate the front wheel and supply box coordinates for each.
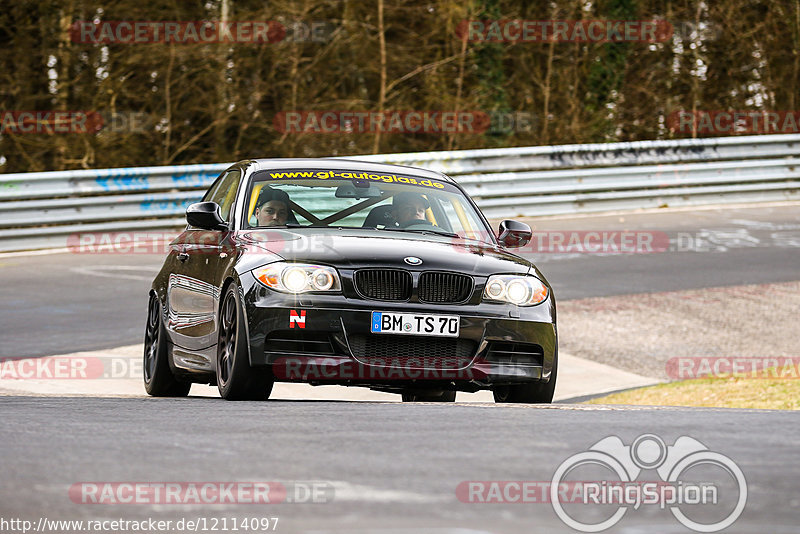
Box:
[493,349,558,404]
[216,283,274,401]
[143,293,191,397]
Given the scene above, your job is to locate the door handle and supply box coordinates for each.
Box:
[177,252,190,262]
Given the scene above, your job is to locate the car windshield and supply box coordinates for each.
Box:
[243,168,493,244]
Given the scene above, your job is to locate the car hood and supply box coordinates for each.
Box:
[235,228,533,278]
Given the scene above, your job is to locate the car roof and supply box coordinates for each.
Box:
[247,158,455,183]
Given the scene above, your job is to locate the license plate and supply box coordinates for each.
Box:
[370,312,460,337]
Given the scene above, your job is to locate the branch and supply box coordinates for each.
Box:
[385,54,463,98]
[372,0,387,154]
[166,120,218,164]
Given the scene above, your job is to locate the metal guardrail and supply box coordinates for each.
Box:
[0,164,226,200]
[1,134,798,252]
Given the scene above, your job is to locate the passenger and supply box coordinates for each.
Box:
[254,188,291,227]
[392,192,430,227]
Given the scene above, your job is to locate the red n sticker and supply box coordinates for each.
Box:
[289,310,306,328]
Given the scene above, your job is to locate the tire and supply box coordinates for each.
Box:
[401,390,457,402]
[493,349,558,404]
[216,283,274,401]
[143,293,191,397]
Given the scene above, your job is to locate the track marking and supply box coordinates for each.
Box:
[69,265,160,281]
[328,481,449,504]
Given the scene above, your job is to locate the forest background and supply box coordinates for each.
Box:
[1,0,797,172]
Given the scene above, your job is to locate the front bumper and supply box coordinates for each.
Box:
[240,272,556,391]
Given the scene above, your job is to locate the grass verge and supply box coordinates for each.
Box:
[587,375,800,410]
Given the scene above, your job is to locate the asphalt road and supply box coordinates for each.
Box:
[1,204,798,358]
[1,204,799,534]
[1,397,797,533]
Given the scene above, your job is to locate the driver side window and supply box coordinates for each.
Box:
[203,169,241,222]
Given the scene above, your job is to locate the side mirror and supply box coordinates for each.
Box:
[186,202,228,231]
[498,220,532,248]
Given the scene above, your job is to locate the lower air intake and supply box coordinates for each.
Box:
[347,334,476,369]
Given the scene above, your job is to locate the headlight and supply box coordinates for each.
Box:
[253,262,341,293]
[483,274,548,306]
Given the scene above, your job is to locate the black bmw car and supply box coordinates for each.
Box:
[144,159,557,402]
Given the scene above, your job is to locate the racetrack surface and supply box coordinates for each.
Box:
[1,397,798,533]
[1,203,799,533]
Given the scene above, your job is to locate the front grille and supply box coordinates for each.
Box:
[418,272,474,303]
[264,331,336,355]
[485,342,544,367]
[348,334,476,369]
[354,269,412,301]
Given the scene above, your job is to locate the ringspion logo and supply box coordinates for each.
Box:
[549,434,746,532]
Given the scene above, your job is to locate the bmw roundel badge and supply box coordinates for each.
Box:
[404,256,423,265]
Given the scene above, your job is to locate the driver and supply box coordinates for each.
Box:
[392,192,430,227]
[254,188,291,227]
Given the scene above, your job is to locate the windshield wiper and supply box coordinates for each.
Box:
[382,227,461,238]
[250,223,305,229]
